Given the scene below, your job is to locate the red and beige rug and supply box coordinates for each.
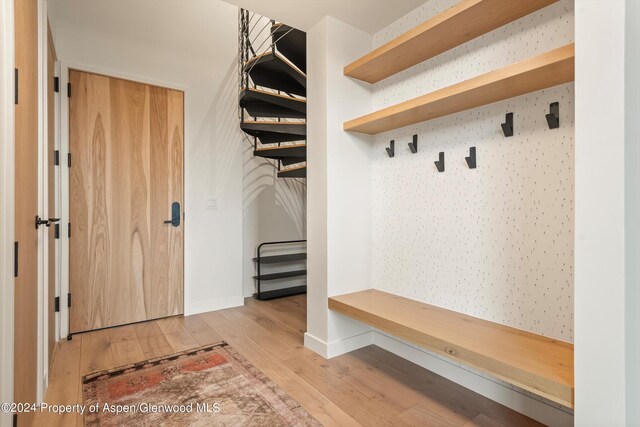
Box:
[82,341,320,426]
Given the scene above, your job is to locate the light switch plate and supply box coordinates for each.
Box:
[206,197,217,210]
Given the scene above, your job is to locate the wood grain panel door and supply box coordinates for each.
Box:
[14,0,39,424]
[69,70,184,333]
[47,22,58,369]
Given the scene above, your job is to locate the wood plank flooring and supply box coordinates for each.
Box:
[36,295,540,426]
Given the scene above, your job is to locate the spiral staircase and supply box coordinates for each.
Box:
[239,12,307,178]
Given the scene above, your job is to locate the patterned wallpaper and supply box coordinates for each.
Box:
[370,0,575,342]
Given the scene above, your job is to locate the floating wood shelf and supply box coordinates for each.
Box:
[344,0,558,83]
[344,43,574,135]
[329,289,574,408]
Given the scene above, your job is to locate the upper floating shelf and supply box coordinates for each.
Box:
[344,0,559,84]
[344,43,575,135]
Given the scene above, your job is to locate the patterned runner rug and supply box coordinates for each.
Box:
[82,341,320,426]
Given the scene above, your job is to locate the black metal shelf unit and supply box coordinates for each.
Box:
[254,240,307,300]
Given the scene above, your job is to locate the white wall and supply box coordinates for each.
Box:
[47,0,245,316]
[305,16,374,357]
[625,0,640,425]
[242,152,306,297]
[324,18,374,348]
[362,1,574,422]
[306,17,330,348]
[306,1,576,424]
[371,0,575,343]
[575,0,627,425]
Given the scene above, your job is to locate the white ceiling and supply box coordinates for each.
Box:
[47,0,240,61]
[221,0,427,34]
[47,0,427,63]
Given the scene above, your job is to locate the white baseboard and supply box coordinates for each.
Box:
[327,331,373,358]
[303,332,328,357]
[186,295,245,316]
[372,332,574,427]
[304,330,374,359]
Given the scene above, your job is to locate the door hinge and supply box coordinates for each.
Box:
[53,76,60,93]
[67,153,72,168]
[68,223,71,238]
[67,82,71,98]
[67,293,71,308]
[14,242,18,277]
[14,68,18,104]
[54,223,60,239]
[55,296,60,312]
[54,150,60,166]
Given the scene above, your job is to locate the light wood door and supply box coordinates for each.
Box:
[47,22,58,369]
[69,70,184,333]
[14,0,39,424]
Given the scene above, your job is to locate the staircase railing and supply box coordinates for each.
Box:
[239,9,301,98]
[237,8,306,183]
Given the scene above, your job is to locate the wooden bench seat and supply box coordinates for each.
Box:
[329,289,574,408]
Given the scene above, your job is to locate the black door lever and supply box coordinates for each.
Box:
[164,202,181,227]
[35,215,60,229]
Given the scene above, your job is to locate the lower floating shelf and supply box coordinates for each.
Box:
[255,285,307,301]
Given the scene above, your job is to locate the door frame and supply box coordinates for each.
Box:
[59,62,188,338]
[2,0,51,411]
[0,0,16,424]
[41,7,60,391]
[37,0,51,399]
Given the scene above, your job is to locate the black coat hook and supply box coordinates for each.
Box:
[501,112,514,137]
[386,140,395,158]
[408,134,418,154]
[434,152,445,172]
[546,102,559,129]
[465,146,477,169]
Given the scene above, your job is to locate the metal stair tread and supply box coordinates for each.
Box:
[277,164,306,178]
[244,51,306,96]
[241,121,306,144]
[254,144,306,160]
[240,88,306,119]
[272,24,306,73]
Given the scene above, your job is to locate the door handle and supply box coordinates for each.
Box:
[164,202,181,227]
[35,215,60,230]
[35,215,60,229]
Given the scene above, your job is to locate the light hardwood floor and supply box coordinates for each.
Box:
[36,295,540,426]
